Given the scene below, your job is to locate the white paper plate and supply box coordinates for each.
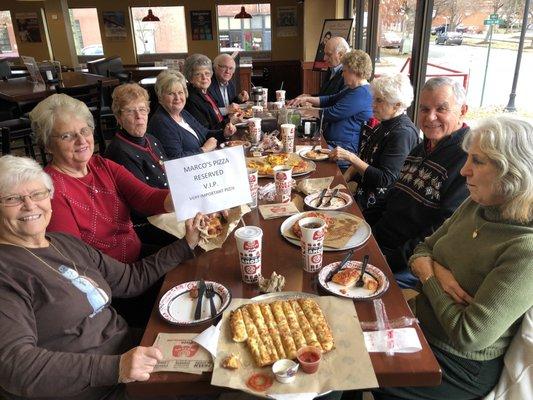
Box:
[304,190,353,211]
[298,149,330,161]
[279,211,371,251]
[318,261,389,300]
[219,140,251,149]
[159,281,232,326]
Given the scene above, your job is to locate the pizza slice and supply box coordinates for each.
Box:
[290,300,322,351]
[298,298,334,352]
[230,308,248,342]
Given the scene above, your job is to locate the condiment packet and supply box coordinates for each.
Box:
[259,202,300,219]
[153,333,213,374]
[363,327,422,353]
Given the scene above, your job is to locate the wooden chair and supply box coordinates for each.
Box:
[0,118,47,165]
[55,81,107,152]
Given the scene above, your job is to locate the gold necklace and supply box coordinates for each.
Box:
[472,221,489,239]
[11,241,86,278]
[53,163,99,194]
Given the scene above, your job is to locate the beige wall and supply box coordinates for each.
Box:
[4,0,343,66]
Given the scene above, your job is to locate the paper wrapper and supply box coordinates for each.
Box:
[297,177,334,196]
[259,202,300,219]
[153,333,213,374]
[211,296,378,395]
[283,213,362,249]
[148,205,251,251]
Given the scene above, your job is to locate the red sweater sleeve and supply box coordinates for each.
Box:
[102,157,168,216]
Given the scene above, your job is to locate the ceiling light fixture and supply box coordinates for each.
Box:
[142,4,160,22]
[234,6,252,19]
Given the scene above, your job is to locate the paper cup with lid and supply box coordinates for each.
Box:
[234,226,263,283]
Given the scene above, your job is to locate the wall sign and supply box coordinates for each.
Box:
[190,10,213,41]
[103,11,127,39]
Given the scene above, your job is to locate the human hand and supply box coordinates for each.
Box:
[224,122,237,138]
[185,212,205,249]
[201,137,218,152]
[433,261,474,305]
[410,256,434,283]
[118,346,163,383]
[238,90,249,102]
[290,96,311,107]
[329,146,356,163]
[228,103,240,114]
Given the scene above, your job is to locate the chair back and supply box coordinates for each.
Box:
[55,81,107,152]
[0,60,12,80]
[0,118,48,165]
[87,56,130,82]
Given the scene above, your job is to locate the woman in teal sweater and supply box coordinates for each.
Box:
[374,116,533,400]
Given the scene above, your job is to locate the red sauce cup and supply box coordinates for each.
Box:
[296,346,322,374]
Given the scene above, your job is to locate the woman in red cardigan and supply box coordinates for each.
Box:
[30,93,174,264]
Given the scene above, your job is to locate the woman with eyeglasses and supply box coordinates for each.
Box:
[183,53,240,131]
[0,155,203,400]
[148,70,235,159]
[29,94,174,264]
[104,83,177,249]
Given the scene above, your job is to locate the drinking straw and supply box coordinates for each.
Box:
[318,112,324,134]
[373,299,395,356]
[280,81,284,90]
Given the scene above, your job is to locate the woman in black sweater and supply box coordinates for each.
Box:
[330,73,420,211]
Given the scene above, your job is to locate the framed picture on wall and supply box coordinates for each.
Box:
[190,10,213,41]
[15,12,42,43]
[103,11,127,39]
[313,19,353,71]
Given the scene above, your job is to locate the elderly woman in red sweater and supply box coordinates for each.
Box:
[30,94,173,264]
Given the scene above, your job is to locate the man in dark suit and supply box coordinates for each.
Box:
[287,36,350,105]
[208,53,249,116]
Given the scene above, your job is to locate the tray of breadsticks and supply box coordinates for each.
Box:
[211,295,378,395]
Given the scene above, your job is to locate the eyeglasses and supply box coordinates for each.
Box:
[0,189,51,207]
[217,65,235,72]
[121,107,149,116]
[193,71,212,79]
[51,127,93,142]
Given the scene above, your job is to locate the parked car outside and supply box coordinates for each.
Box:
[431,24,449,35]
[435,31,463,45]
[80,44,103,55]
[380,31,402,48]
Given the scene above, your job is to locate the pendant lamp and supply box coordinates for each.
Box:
[234,6,252,19]
[142,8,160,22]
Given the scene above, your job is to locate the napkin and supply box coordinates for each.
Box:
[297,177,334,195]
[364,327,422,353]
[295,145,313,153]
[193,323,222,358]
[259,202,300,219]
[268,393,319,400]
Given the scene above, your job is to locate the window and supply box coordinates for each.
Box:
[216,4,271,53]
[130,6,187,56]
[68,8,103,56]
[0,11,18,58]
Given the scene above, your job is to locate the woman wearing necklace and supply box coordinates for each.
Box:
[0,155,203,400]
[372,116,533,399]
[329,73,420,211]
[29,93,174,264]
[291,49,373,170]
[104,83,176,248]
[148,69,236,159]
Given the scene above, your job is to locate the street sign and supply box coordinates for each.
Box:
[490,13,499,20]
[484,19,500,25]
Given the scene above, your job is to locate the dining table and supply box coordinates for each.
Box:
[126,137,441,397]
[0,71,119,103]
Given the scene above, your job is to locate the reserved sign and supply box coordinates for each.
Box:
[165,147,252,221]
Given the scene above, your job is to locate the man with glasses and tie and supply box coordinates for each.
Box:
[208,53,249,116]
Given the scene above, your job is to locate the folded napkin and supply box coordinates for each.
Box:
[297,177,334,195]
[364,327,422,353]
[194,322,222,358]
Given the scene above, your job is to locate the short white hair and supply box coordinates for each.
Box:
[371,73,414,111]
[154,70,188,101]
[422,77,466,108]
[0,155,54,198]
[213,53,235,68]
[331,37,350,54]
[463,116,533,223]
[183,54,212,82]
[29,94,94,148]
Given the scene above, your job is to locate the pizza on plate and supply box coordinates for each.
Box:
[331,267,379,292]
[246,154,309,176]
[291,211,335,238]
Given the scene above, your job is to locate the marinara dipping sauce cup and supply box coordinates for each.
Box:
[296,346,322,374]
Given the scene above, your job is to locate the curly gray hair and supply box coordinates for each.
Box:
[462,116,533,223]
[183,54,212,82]
[154,70,188,102]
[371,73,413,111]
[29,94,94,148]
[0,155,54,198]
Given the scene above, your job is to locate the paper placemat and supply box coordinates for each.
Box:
[259,202,300,219]
[211,296,378,395]
[153,333,213,374]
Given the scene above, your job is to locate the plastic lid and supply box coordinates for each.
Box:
[235,226,263,240]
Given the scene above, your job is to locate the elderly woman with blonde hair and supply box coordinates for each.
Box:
[292,50,373,168]
[0,155,202,400]
[147,69,235,159]
[330,73,420,210]
[373,116,533,400]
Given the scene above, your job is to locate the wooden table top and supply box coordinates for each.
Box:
[127,144,441,396]
[0,71,119,103]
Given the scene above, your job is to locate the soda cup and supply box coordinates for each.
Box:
[273,165,293,203]
[276,90,286,106]
[247,118,262,144]
[252,105,263,118]
[235,226,263,283]
[280,123,295,153]
[298,217,326,273]
[247,168,258,209]
[261,88,268,109]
